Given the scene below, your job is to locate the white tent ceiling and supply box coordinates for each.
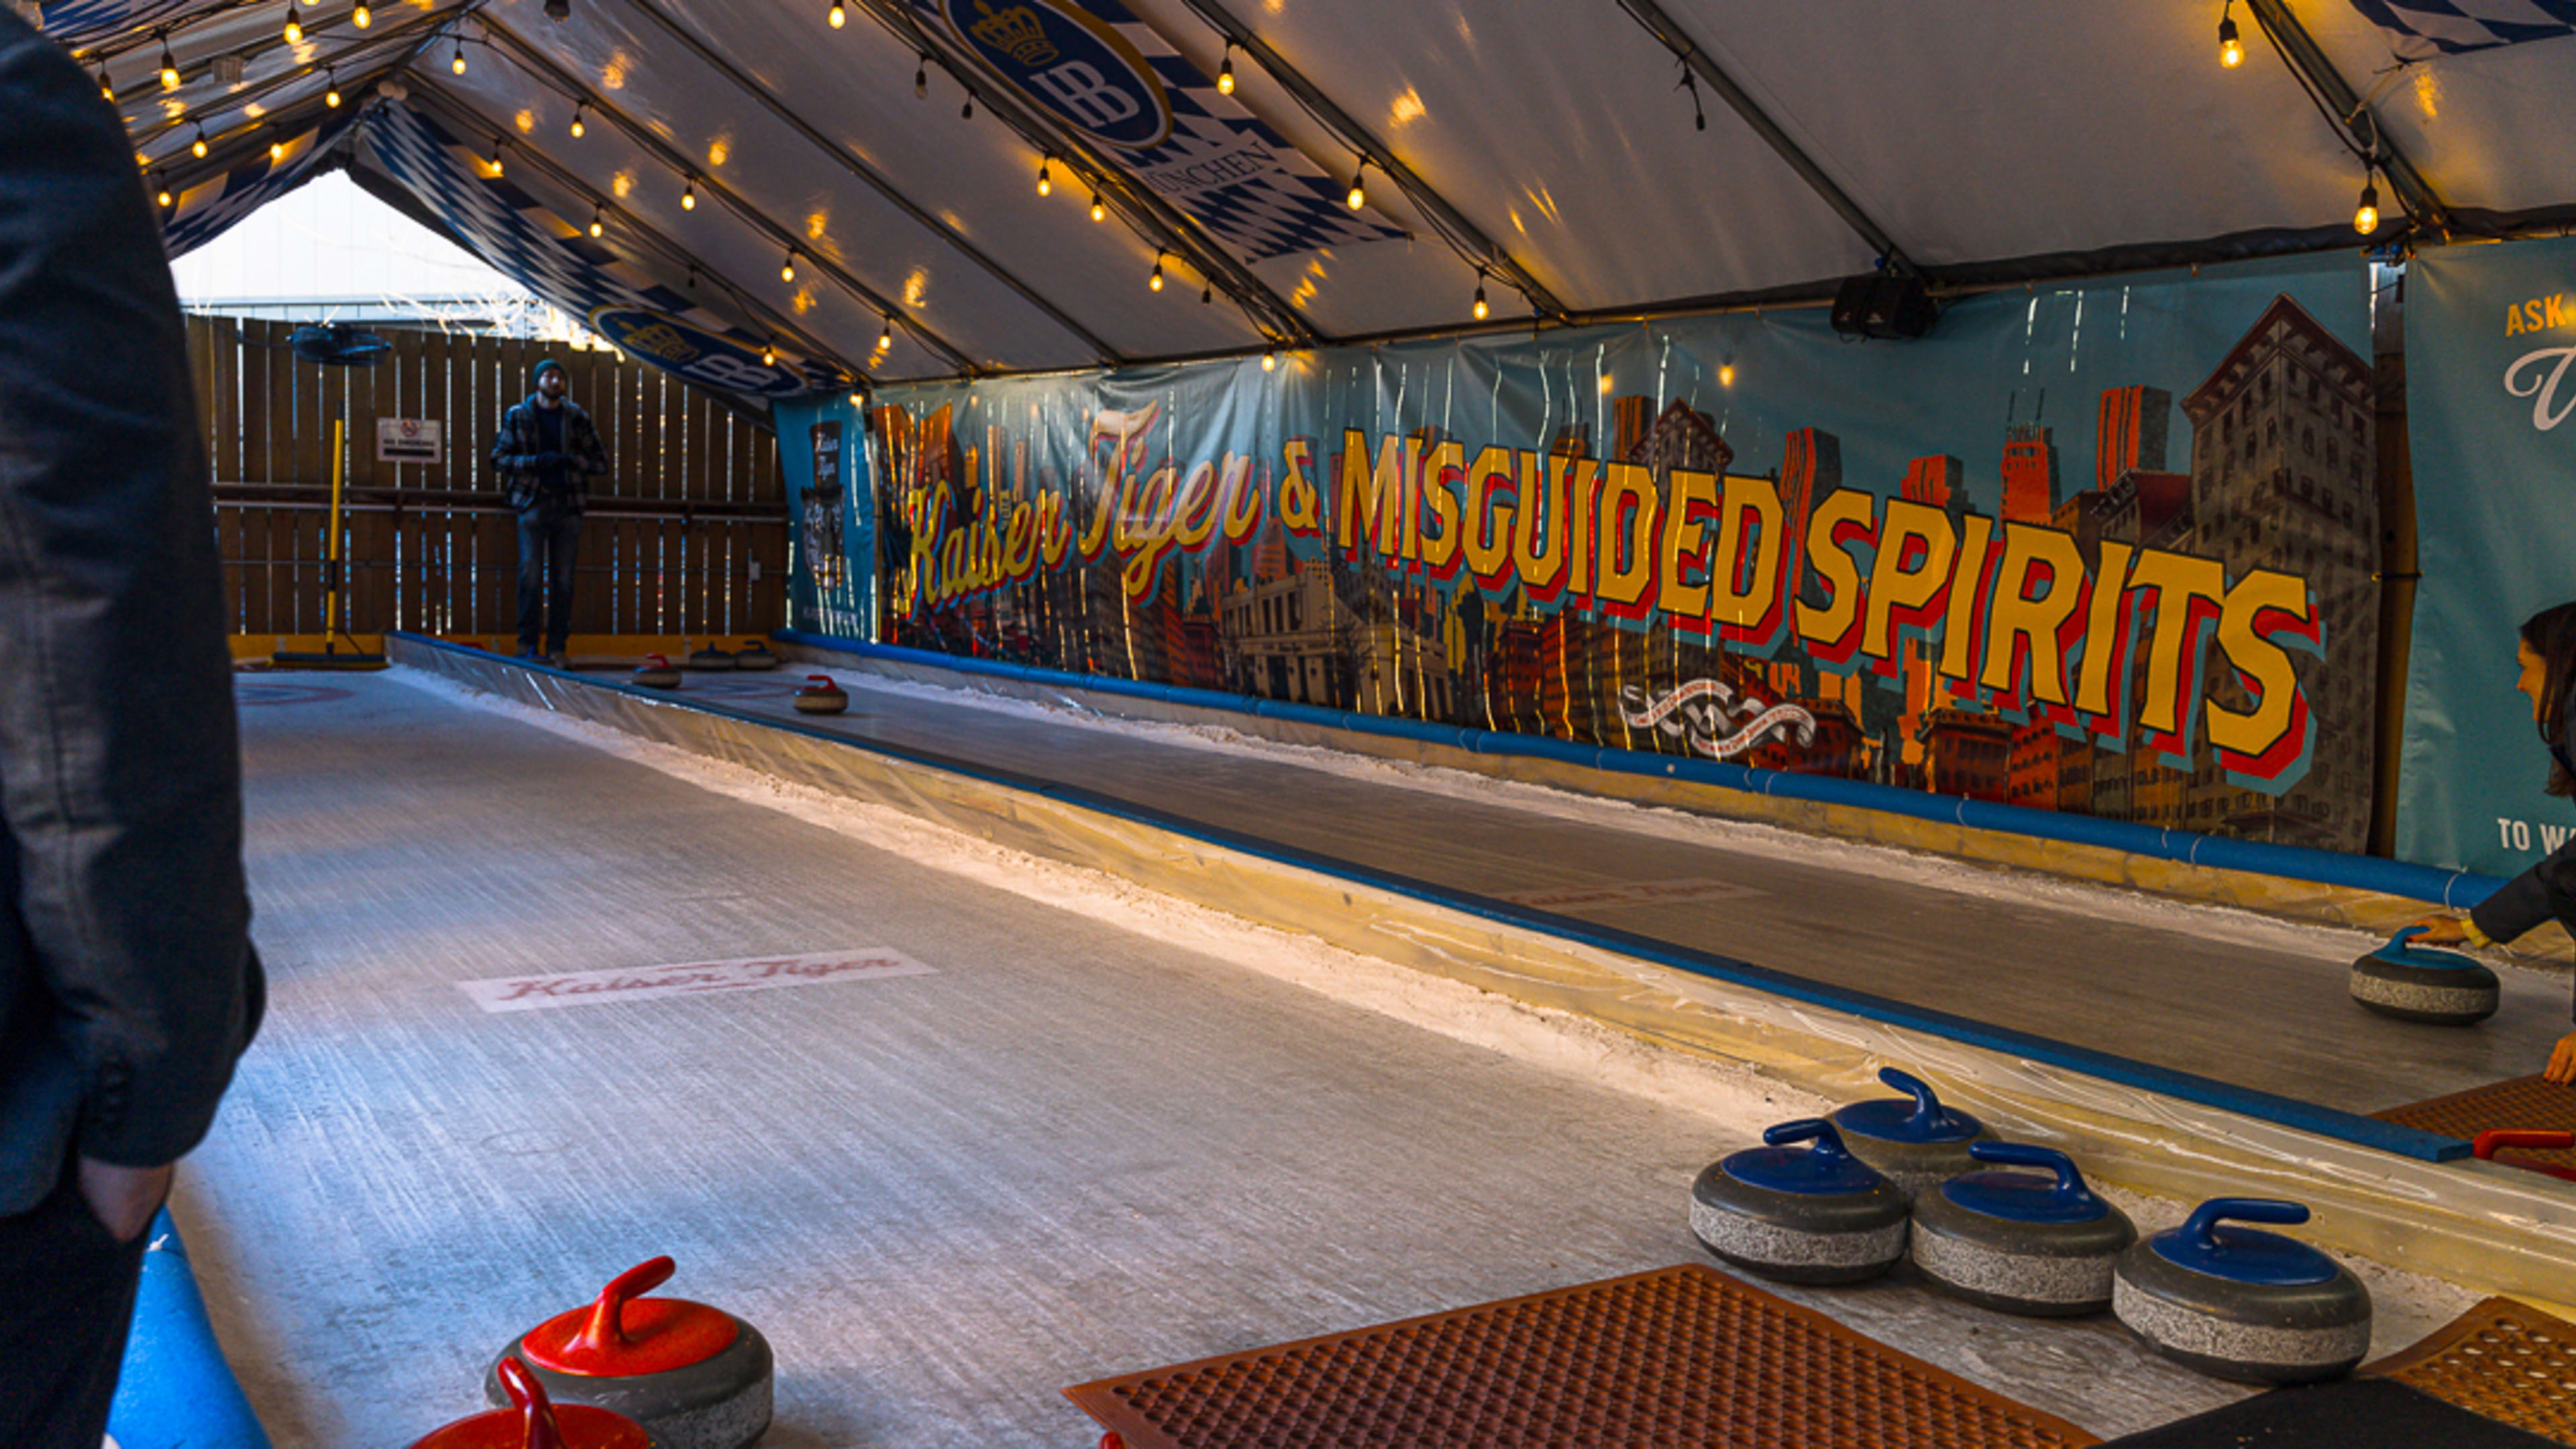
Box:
[60,0,2576,386]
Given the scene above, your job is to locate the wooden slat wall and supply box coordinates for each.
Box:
[191,316,788,641]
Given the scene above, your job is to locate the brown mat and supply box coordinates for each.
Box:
[2368,1295,2576,1446]
[2373,1075,2576,1175]
[1064,1263,2099,1448]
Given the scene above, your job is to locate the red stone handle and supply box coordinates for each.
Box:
[805,675,836,688]
[645,654,671,668]
[2475,1129,2576,1159]
[493,1358,567,1449]
[571,1257,677,1358]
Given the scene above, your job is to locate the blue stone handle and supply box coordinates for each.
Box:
[1877,1067,1962,1135]
[2182,1196,2309,1246]
[1969,1141,2095,1208]
[1764,1117,1854,1162]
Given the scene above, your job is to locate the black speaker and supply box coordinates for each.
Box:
[1830,274,1937,340]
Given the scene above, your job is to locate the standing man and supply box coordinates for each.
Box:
[491,358,610,664]
[0,10,263,1445]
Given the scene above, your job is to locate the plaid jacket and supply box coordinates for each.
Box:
[490,392,610,513]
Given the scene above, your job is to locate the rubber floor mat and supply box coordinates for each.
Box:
[1064,1263,2099,1448]
[2096,1378,2559,1447]
[2373,1075,2576,1175]
[2366,1296,2576,1446]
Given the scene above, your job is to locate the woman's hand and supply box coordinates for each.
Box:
[2408,915,2475,945]
[2549,1032,2576,1085]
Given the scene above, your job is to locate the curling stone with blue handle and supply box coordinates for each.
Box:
[1689,1118,1909,1284]
[488,1257,771,1449]
[2350,926,2498,1025]
[2113,1197,2372,1385]
[733,639,781,670]
[686,644,736,672]
[631,654,682,689]
[1911,1142,2135,1316]
[1829,1067,1992,1200]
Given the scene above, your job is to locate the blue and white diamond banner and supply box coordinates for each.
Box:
[37,0,198,50]
[920,0,1404,262]
[355,102,850,397]
[2345,0,2576,56]
[160,108,359,260]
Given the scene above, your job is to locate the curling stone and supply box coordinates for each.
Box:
[792,675,848,714]
[732,640,781,671]
[1911,1142,2135,1316]
[487,1257,771,1449]
[415,1356,658,1449]
[2350,926,2498,1026]
[2112,1197,2372,1385]
[686,645,735,672]
[1828,1067,1991,1201]
[1688,1118,1909,1284]
[631,655,682,690]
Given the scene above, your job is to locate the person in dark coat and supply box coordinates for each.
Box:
[489,359,611,664]
[0,11,263,1444]
[2413,600,2576,1083]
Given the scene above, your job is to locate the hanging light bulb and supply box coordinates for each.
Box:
[1719,363,1736,387]
[268,138,285,162]
[569,105,585,139]
[1089,193,1106,222]
[283,0,302,46]
[488,135,504,175]
[588,203,604,237]
[1148,250,1165,291]
[1036,155,1052,195]
[1260,350,1277,372]
[1217,43,1235,95]
[878,315,894,350]
[680,178,696,210]
[914,53,928,99]
[761,340,779,366]
[324,70,340,107]
[1346,158,1366,211]
[158,41,180,91]
[156,179,174,209]
[827,0,844,26]
[782,250,798,282]
[191,125,208,158]
[99,63,115,101]
[961,90,974,119]
[1472,276,1488,321]
[1201,281,1212,305]
[2354,172,2380,235]
[451,40,467,74]
[2218,3,2244,68]
[351,0,370,27]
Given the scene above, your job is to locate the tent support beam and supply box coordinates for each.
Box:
[474,19,979,375]
[845,0,1318,347]
[604,0,1123,364]
[400,80,867,384]
[1174,0,1567,320]
[2244,0,2450,236]
[1613,0,1917,278]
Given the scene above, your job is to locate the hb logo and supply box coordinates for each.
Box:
[943,0,1169,150]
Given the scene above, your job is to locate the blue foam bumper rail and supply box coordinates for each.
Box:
[777,629,2505,912]
[108,1207,272,1449]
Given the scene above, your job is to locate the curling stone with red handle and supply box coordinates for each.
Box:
[2350,926,2498,1025]
[1828,1067,1992,1201]
[1689,1118,1908,1284]
[2474,1128,2576,1183]
[2112,1197,2372,1384]
[792,676,848,714]
[417,1356,660,1449]
[686,644,736,672]
[487,1257,771,1449]
[631,655,682,690]
[1911,1142,2135,1316]
[732,640,782,671]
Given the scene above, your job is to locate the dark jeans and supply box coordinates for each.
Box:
[0,1156,150,1448]
[516,506,582,655]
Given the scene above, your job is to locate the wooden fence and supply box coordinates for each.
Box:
[189,315,788,641]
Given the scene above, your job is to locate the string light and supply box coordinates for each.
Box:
[2218,1,2244,68]
[99,62,115,101]
[1681,66,1705,131]
[282,0,302,46]
[1036,155,1052,195]
[1472,274,1488,321]
[488,134,505,175]
[827,0,844,26]
[781,250,797,282]
[268,139,285,162]
[1345,158,1366,211]
[588,203,604,237]
[324,69,339,107]
[351,0,370,27]
[762,341,780,368]
[681,178,696,210]
[152,172,172,209]
[158,40,180,91]
[1201,281,1212,305]
[878,315,894,350]
[914,53,928,100]
[451,39,467,74]
[961,90,974,119]
[1719,363,1736,386]
[1089,193,1106,222]
[1217,42,1234,95]
[1148,250,1165,291]
[1260,350,1277,372]
[191,125,209,158]
[2354,169,2380,235]
[569,105,585,138]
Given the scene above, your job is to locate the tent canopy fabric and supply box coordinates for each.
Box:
[66,0,2576,386]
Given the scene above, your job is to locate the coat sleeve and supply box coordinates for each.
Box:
[489,404,544,475]
[0,19,260,1169]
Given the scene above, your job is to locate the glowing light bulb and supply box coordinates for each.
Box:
[351,1,370,27]
[283,5,302,45]
[1148,253,1164,291]
[488,137,504,174]
[762,341,779,366]
[325,75,340,107]
[589,205,604,237]
[681,180,696,210]
[158,45,180,91]
[102,66,117,101]
[1471,280,1487,321]
[1218,46,1234,95]
[451,44,467,74]
[191,127,209,158]
[268,140,284,162]
[569,107,585,138]
[2218,12,2243,68]
[1346,162,1366,211]
[2355,178,2380,235]
[782,252,797,282]
[1089,194,1106,222]
[878,316,893,350]
[1719,364,1736,386]
[1260,351,1277,372]
[1036,157,1051,195]
[828,0,844,26]
[155,180,172,208]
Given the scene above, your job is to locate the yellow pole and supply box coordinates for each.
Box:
[325,418,346,639]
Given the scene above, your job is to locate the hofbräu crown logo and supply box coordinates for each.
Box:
[970,1,1057,66]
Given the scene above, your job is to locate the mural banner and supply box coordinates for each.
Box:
[779,256,2381,851]
[780,394,879,642]
[2398,235,2576,876]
